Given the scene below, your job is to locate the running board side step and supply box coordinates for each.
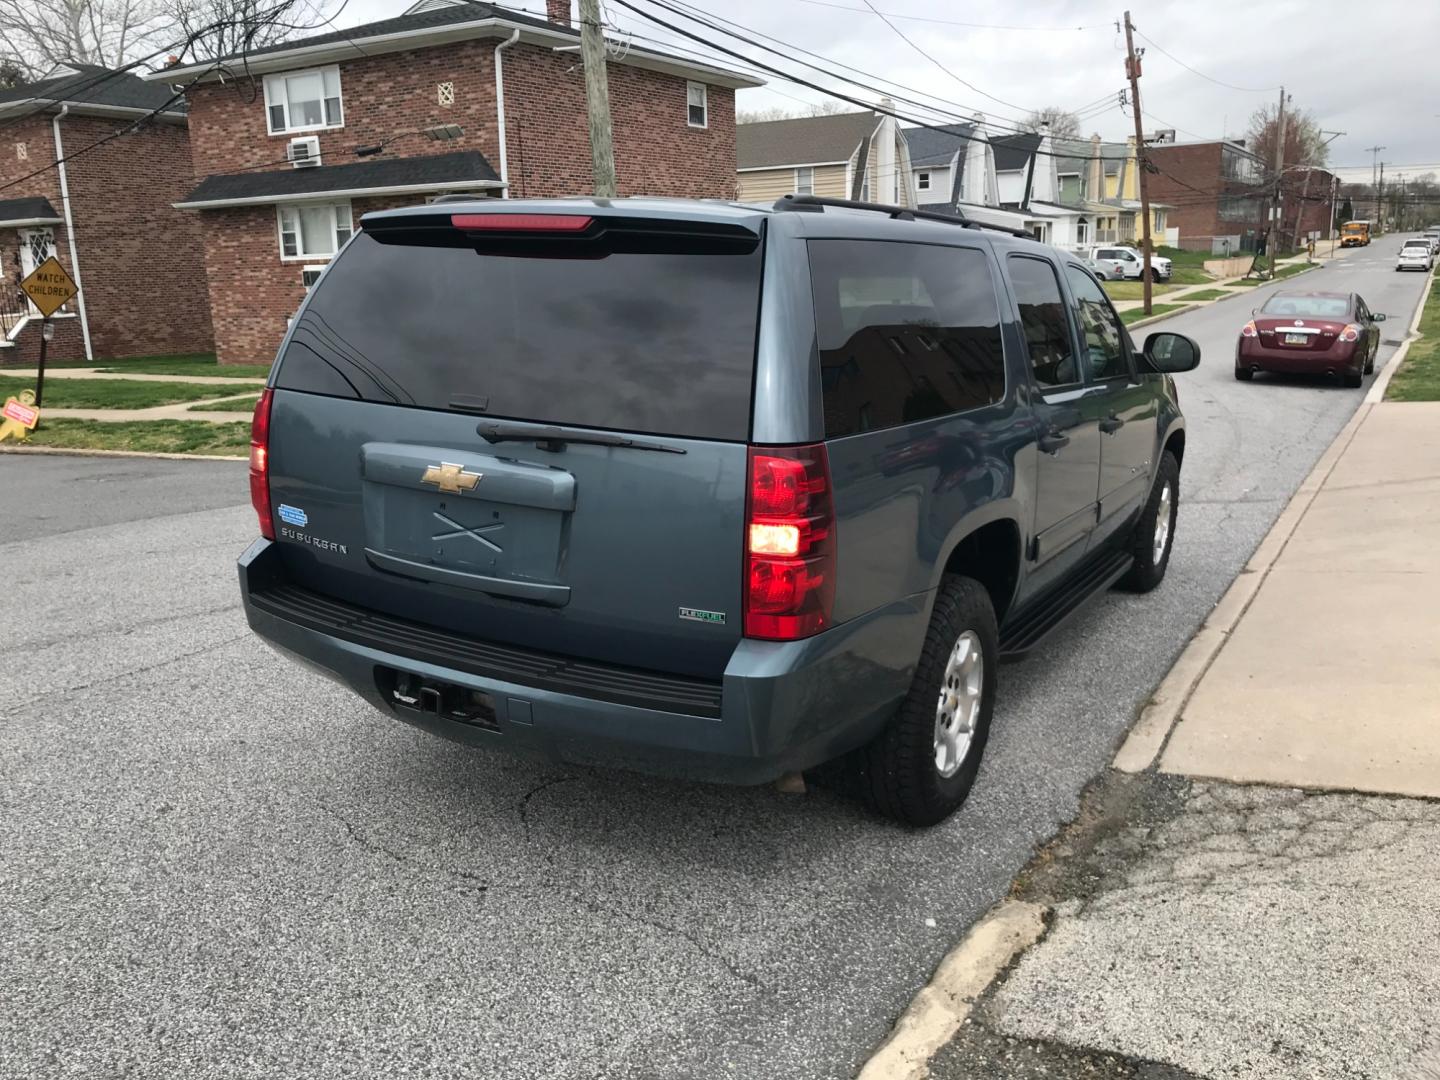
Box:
[999,550,1134,661]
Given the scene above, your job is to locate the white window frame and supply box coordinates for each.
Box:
[917,170,931,192]
[276,202,354,262]
[794,166,814,196]
[301,265,327,289]
[264,66,344,135]
[686,81,707,128]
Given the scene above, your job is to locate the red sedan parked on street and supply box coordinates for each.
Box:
[1235,291,1385,388]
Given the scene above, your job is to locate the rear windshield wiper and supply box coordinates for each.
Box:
[475,419,687,454]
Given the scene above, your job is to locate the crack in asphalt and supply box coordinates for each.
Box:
[315,801,491,895]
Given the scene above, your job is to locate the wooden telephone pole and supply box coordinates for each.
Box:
[1123,11,1155,313]
[578,0,617,197]
[1273,87,1287,255]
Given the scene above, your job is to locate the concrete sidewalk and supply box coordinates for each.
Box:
[920,399,1440,1079]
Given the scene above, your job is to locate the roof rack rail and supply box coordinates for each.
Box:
[771,193,1036,240]
[430,192,491,204]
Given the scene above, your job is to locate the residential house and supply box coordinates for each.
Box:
[155,0,760,364]
[1082,134,1170,246]
[904,121,977,206]
[0,65,212,365]
[736,107,916,207]
[992,131,1042,207]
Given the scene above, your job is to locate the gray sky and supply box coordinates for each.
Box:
[338,0,1438,183]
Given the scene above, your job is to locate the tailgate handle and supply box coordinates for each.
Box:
[364,548,571,607]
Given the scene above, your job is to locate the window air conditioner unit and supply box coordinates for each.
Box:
[288,136,321,168]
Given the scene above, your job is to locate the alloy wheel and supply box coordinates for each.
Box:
[934,630,984,778]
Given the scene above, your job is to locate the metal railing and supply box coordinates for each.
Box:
[0,284,28,338]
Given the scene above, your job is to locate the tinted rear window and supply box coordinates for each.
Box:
[808,239,1006,439]
[274,228,763,441]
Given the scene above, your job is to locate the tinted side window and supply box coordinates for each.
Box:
[1007,254,1078,389]
[1065,265,1130,381]
[809,239,1006,438]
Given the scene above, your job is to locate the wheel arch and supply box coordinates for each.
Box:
[937,513,1024,625]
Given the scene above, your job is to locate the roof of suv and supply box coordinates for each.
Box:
[363,196,1047,250]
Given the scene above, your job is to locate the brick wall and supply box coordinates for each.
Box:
[187,35,740,363]
[0,113,213,365]
[1149,142,1268,251]
[64,115,213,358]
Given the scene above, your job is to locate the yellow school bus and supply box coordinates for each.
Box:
[1340,220,1371,247]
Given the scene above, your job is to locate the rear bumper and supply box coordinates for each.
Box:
[1236,338,1361,375]
[239,539,927,784]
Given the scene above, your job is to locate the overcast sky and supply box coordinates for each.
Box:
[340,0,1438,183]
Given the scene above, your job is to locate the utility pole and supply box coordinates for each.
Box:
[578,0,617,198]
[1123,10,1155,313]
[1272,87,1287,257]
[1378,162,1385,233]
[1364,144,1386,222]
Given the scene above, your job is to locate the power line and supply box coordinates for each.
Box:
[785,0,1107,32]
[612,0,1137,161]
[1132,28,1280,94]
[858,0,1036,117]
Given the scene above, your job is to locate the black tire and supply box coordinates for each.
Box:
[1118,451,1179,593]
[1234,366,1254,381]
[1364,351,1375,376]
[850,576,998,827]
[1344,370,1363,388]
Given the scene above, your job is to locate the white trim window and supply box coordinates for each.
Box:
[686,81,707,128]
[794,166,814,196]
[917,171,931,192]
[277,202,353,261]
[264,66,343,134]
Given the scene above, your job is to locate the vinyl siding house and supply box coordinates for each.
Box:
[154,0,760,364]
[736,107,916,207]
[0,65,212,364]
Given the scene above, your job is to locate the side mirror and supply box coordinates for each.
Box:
[1374,313,1387,322]
[1144,331,1201,373]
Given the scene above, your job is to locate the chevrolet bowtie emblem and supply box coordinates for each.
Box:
[420,462,482,494]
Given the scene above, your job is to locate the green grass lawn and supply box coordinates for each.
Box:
[42,353,271,379]
[1155,246,1213,269]
[1273,262,1314,280]
[0,374,256,409]
[1104,281,1179,301]
[1227,278,1266,287]
[1169,267,1215,285]
[1176,288,1229,302]
[188,394,261,413]
[1387,279,1440,401]
[1120,303,1185,326]
[17,419,250,456]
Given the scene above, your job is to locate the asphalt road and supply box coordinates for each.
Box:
[1,237,1427,1080]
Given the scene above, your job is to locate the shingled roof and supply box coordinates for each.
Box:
[991,132,1042,173]
[0,64,184,115]
[177,150,502,208]
[903,123,975,168]
[737,111,879,170]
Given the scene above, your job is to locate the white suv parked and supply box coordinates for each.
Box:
[1397,238,1434,272]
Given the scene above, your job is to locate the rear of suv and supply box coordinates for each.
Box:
[241,195,1198,826]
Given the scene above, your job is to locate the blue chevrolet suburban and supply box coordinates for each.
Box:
[239,194,1199,826]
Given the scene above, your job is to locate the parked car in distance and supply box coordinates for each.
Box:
[1086,254,1127,280]
[1399,237,1437,269]
[1084,245,1172,282]
[1236,290,1384,388]
[1422,227,1440,254]
[239,194,1200,827]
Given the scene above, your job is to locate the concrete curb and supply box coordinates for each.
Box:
[0,445,247,462]
[855,901,1048,1080]
[1114,261,1434,774]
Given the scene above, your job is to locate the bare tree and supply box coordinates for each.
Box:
[1247,104,1329,168]
[1021,106,1080,140]
[0,0,172,76]
[174,0,333,63]
[738,100,852,124]
[0,0,335,81]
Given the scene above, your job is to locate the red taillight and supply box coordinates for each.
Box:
[450,213,593,232]
[250,388,274,540]
[744,444,836,641]
[1339,324,1360,343]
[1240,321,1257,338]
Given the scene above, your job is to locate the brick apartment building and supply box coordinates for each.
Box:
[154,0,760,364]
[1147,138,1268,254]
[0,65,212,364]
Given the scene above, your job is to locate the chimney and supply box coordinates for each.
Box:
[1088,133,1103,202]
[546,0,570,26]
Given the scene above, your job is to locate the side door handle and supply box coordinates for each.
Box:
[1099,415,1125,434]
[1038,429,1071,455]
